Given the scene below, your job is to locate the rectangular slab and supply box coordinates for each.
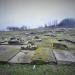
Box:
[9,51,34,63]
[0,45,19,62]
[31,48,56,64]
[53,50,75,64]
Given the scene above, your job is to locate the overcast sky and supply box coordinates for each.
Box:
[0,0,75,30]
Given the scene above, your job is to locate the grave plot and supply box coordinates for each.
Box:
[9,50,34,63]
[8,37,24,45]
[0,45,19,62]
[31,48,56,64]
[53,50,75,64]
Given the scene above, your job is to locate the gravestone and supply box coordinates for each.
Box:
[9,51,33,63]
[21,44,37,50]
[53,50,75,64]
[8,37,24,45]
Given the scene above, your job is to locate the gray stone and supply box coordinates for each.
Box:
[44,32,56,37]
[21,44,37,50]
[53,50,75,64]
[9,51,34,63]
[53,43,68,50]
[0,45,19,62]
[8,37,24,45]
[35,39,42,42]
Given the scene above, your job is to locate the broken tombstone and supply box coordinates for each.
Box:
[21,44,37,50]
[8,37,24,45]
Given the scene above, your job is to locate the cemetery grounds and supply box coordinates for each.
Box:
[0,28,75,75]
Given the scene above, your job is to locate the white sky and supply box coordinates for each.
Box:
[0,0,75,30]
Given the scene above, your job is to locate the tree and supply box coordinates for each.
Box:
[20,25,27,31]
[7,26,20,31]
[7,25,28,31]
[44,24,48,28]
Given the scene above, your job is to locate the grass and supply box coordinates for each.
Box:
[0,64,75,75]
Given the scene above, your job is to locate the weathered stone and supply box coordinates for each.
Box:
[0,45,19,62]
[44,32,56,37]
[53,43,68,50]
[21,44,37,50]
[9,51,34,63]
[35,39,42,42]
[8,37,24,45]
[53,50,75,64]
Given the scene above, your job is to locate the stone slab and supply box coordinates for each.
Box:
[0,45,19,62]
[9,51,34,63]
[53,50,75,64]
[31,48,56,64]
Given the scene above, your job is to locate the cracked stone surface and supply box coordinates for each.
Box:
[9,51,34,63]
[53,50,75,64]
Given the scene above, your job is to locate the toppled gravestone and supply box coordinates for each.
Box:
[53,50,75,64]
[34,36,42,42]
[21,44,37,50]
[8,37,24,45]
[53,43,68,50]
[35,39,42,42]
[21,40,38,50]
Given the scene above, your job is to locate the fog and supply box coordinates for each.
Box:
[0,0,75,30]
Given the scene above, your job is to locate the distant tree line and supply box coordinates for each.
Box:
[7,25,28,31]
[7,18,75,31]
[40,18,75,29]
[39,20,57,29]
